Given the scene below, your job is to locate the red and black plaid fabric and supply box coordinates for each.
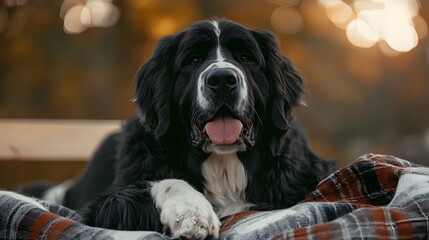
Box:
[222,154,429,239]
[277,154,427,239]
[0,191,169,239]
[1,154,428,239]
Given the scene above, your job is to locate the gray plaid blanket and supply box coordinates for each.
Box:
[1,154,428,239]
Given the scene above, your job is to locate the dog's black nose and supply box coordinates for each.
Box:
[206,69,239,93]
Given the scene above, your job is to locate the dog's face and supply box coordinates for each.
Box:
[135,20,303,154]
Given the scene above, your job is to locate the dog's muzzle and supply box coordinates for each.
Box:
[193,65,253,154]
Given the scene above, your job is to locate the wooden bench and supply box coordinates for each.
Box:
[0,119,121,190]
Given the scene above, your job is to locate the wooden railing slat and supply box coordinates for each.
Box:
[0,119,122,161]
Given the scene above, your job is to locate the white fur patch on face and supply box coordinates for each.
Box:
[202,153,253,218]
[150,179,220,239]
[211,20,224,63]
[196,20,248,112]
[211,20,221,37]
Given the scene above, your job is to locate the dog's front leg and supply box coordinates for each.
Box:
[82,181,163,231]
[151,179,220,239]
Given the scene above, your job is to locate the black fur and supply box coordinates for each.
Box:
[80,19,334,231]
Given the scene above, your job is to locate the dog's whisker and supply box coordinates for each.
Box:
[248,105,263,126]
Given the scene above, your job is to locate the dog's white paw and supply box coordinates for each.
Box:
[161,198,220,239]
[151,179,220,239]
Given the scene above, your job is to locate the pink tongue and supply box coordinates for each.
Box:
[204,117,243,145]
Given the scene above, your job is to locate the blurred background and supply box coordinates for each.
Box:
[1,0,428,189]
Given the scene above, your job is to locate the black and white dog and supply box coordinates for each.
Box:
[47,19,335,239]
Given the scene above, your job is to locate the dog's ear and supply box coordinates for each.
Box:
[134,33,183,139]
[251,30,304,131]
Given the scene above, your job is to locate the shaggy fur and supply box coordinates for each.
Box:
[80,19,334,237]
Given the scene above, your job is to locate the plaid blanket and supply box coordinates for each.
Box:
[1,154,428,239]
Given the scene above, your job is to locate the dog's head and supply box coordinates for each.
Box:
[135,19,303,154]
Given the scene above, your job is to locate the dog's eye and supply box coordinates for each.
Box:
[240,55,255,65]
[189,57,201,66]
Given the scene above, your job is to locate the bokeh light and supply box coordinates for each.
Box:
[84,1,119,27]
[60,0,120,35]
[63,4,86,34]
[384,22,418,52]
[269,0,304,35]
[271,7,304,34]
[4,0,27,7]
[324,1,354,29]
[150,17,177,38]
[346,18,378,48]
[319,0,427,55]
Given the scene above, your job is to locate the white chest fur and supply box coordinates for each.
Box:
[201,153,253,218]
